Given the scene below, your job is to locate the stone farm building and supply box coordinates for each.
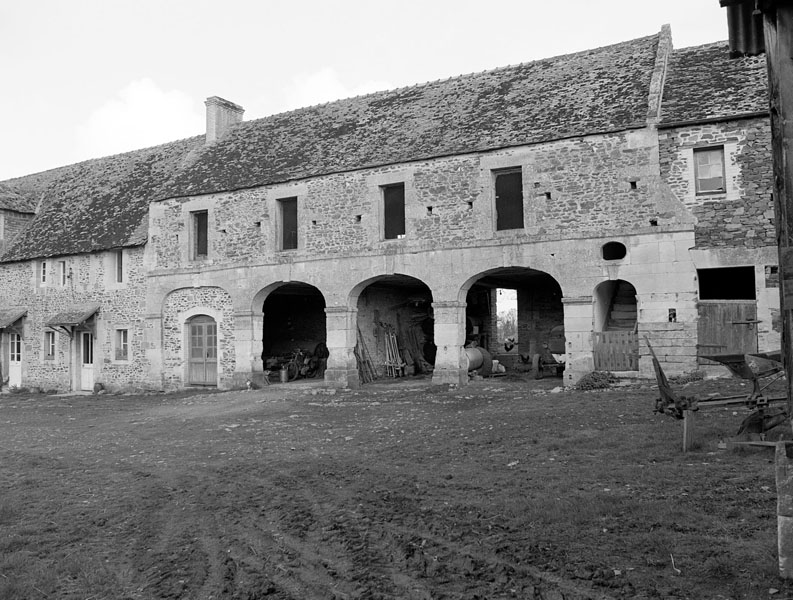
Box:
[0,26,779,392]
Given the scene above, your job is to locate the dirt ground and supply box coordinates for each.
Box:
[1,374,792,600]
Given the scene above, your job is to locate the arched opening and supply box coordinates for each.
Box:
[463,267,564,377]
[354,275,434,382]
[602,241,627,260]
[261,283,327,380]
[592,279,638,371]
[187,314,218,386]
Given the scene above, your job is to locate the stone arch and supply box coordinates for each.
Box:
[592,279,639,371]
[349,274,435,380]
[162,287,234,389]
[253,281,328,377]
[458,266,564,362]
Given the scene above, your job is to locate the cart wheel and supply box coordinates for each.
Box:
[286,361,299,381]
[533,354,543,379]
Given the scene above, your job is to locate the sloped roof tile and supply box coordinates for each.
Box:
[0,136,202,262]
[660,41,768,124]
[160,33,663,198]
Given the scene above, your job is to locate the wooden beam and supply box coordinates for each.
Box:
[764,5,793,419]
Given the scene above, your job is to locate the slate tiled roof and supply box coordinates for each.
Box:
[0,183,36,213]
[160,33,664,198]
[46,303,101,328]
[0,308,26,329]
[0,136,202,263]
[660,41,768,124]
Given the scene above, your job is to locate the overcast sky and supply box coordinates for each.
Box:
[0,1,732,181]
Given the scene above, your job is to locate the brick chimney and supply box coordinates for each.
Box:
[204,96,244,144]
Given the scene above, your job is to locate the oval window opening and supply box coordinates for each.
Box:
[602,242,627,261]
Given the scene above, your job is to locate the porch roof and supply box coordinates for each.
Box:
[46,304,101,328]
[0,308,27,329]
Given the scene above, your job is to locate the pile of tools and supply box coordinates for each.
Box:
[382,323,406,377]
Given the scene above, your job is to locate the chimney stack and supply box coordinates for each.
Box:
[205,96,244,144]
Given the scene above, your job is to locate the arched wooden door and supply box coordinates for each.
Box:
[188,315,217,386]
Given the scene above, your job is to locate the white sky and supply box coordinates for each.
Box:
[0,1,730,181]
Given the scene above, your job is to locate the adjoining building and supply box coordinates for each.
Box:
[0,26,778,392]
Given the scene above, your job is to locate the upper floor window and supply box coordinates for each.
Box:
[495,170,524,231]
[192,211,209,260]
[114,250,124,283]
[279,197,298,250]
[383,183,406,240]
[694,147,725,195]
[38,260,47,285]
[58,260,68,286]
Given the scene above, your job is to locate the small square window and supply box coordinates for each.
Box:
[694,147,725,194]
[44,331,56,360]
[383,183,406,240]
[115,329,129,361]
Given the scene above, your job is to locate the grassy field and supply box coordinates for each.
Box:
[0,374,790,599]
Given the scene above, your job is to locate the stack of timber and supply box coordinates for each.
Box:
[355,327,377,383]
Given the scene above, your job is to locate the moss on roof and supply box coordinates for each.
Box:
[660,41,768,124]
[0,136,202,263]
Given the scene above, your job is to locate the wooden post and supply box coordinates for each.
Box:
[762,3,793,418]
[683,410,696,452]
[761,1,793,579]
[777,443,793,578]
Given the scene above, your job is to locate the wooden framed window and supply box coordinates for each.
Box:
[192,211,209,259]
[114,250,124,283]
[58,261,67,286]
[383,183,406,240]
[694,147,725,194]
[44,331,56,360]
[39,260,47,285]
[495,170,524,231]
[115,329,129,361]
[279,197,298,250]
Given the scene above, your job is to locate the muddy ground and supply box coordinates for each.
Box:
[0,374,791,599]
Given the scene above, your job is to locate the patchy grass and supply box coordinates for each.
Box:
[0,377,790,599]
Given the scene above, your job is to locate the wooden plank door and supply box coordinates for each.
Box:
[188,317,218,386]
[697,301,758,360]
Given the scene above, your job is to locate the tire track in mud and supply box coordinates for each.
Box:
[196,465,618,600]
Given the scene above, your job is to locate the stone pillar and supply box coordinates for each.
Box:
[232,310,265,387]
[143,313,165,391]
[561,296,594,387]
[324,306,359,389]
[431,301,468,386]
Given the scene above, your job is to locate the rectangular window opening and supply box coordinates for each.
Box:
[694,146,725,195]
[58,261,67,286]
[279,197,298,250]
[192,211,209,259]
[115,329,129,361]
[39,260,47,284]
[383,183,406,240]
[495,170,524,231]
[698,266,756,300]
[114,250,124,283]
[44,331,56,360]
